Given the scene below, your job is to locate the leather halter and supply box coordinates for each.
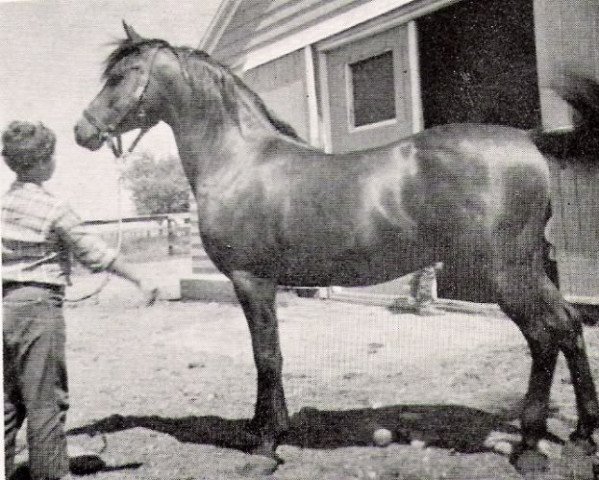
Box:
[83,45,196,156]
[82,45,164,154]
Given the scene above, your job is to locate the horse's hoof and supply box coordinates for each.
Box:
[248,441,284,464]
[244,421,287,462]
[247,417,264,433]
[561,441,599,480]
[568,434,597,456]
[510,448,549,474]
[236,454,279,476]
[69,454,106,475]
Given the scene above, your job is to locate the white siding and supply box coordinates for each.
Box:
[242,50,310,141]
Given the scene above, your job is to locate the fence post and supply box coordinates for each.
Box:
[167,217,175,256]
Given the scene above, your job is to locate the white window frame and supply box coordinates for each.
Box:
[317,21,421,153]
[346,49,399,132]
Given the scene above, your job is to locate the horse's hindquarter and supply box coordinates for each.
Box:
[411,125,549,226]
[408,124,551,290]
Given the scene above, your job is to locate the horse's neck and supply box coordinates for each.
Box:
[171,117,263,192]
[163,67,287,189]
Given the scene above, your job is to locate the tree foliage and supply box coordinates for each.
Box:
[122,152,190,215]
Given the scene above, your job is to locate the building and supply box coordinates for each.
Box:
[187,0,599,304]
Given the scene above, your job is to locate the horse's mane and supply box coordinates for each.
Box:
[103,38,302,141]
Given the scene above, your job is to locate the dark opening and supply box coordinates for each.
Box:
[418,0,540,129]
[350,51,396,127]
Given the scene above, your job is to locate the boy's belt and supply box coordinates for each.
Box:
[2,281,65,297]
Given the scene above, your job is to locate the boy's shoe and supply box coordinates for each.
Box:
[68,445,106,475]
[9,465,32,480]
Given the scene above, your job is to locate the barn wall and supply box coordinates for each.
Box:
[242,49,310,142]
[547,160,599,303]
[320,24,414,153]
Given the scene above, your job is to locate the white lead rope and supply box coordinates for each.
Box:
[63,154,124,303]
[64,130,148,302]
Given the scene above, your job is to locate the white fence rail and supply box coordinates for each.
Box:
[81,213,190,255]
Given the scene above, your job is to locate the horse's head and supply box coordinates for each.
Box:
[75,22,168,151]
[76,22,302,153]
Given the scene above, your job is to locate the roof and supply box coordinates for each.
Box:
[200,0,426,70]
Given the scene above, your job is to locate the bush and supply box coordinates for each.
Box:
[122,152,190,215]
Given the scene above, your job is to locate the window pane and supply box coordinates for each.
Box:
[349,51,396,127]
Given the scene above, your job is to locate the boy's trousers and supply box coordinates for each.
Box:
[3,284,70,480]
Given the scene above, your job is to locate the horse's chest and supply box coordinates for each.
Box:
[197,188,279,248]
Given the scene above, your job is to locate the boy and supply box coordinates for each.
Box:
[2,120,158,480]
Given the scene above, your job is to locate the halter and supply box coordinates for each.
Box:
[82,45,165,155]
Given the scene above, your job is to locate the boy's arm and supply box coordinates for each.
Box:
[53,203,159,304]
[105,257,159,305]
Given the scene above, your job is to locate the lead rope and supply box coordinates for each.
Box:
[65,130,148,457]
[64,129,149,303]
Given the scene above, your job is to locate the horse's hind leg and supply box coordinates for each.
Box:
[499,296,558,471]
[230,271,289,458]
[532,282,599,451]
[498,267,599,470]
[558,301,599,450]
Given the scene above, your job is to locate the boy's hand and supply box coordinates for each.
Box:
[140,280,160,306]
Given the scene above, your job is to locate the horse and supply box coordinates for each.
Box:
[74,22,599,473]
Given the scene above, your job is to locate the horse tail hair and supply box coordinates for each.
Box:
[554,72,599,129]
[530,71,599,158]
[531,72,599,325]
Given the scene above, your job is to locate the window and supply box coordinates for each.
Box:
[320,24,414,153]
[349,51,396,127]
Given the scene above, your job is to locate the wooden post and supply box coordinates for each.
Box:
[167,217,175,256]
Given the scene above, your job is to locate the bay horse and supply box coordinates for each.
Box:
[74,23,599,472]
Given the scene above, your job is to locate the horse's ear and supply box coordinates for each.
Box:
[122,21,144,42]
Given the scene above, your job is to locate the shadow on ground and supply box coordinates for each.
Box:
[68,404,522,454]
[10,461,143,480]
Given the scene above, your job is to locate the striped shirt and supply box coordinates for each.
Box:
[2,181,116,286]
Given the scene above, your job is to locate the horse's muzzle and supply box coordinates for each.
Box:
[74,117,105,151]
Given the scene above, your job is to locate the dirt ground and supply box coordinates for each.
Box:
[15,257,599,479]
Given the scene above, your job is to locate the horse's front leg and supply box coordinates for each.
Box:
[230,270,289,458]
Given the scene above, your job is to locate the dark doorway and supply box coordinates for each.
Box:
[418,0,540,129]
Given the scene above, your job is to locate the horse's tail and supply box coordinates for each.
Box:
[530,71,599,158]
[553,72,599,129]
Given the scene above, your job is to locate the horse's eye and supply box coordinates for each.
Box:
[106,75,123,87]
